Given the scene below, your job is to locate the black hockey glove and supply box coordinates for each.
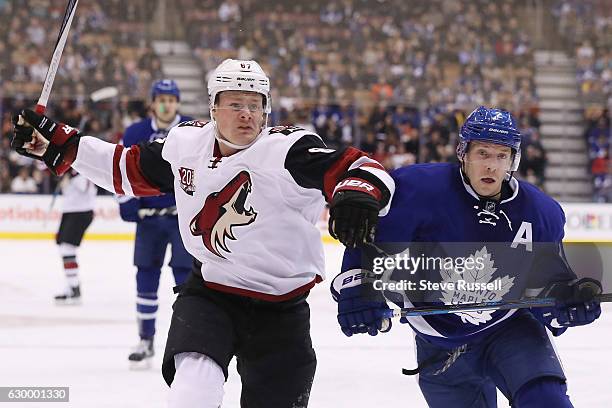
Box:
[329,176,382,248]
[11,109,81,176]
[11,115,36,158]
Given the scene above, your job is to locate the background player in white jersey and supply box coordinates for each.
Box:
[54,170,97,304]
[11,59,395,408]
[118,79,193,368]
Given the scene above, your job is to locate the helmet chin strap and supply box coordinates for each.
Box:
[460,161,506,201]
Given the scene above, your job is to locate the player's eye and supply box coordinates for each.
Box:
[498,153,508,160]
[228,103,262,113]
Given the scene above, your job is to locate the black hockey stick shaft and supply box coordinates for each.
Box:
[385,293,612,318]
[36,0,79,113]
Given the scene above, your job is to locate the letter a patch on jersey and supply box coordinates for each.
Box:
[511,221,533,252]
[189,171,257,258]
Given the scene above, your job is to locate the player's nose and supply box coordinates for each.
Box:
[237,108,252,119]
[485,162,497,173]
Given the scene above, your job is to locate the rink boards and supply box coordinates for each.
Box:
[0,194,611,243]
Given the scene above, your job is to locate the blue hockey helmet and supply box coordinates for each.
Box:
[150,79,180,101]
[457,106,522,171]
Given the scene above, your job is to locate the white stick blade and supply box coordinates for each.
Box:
[90,87,119,102]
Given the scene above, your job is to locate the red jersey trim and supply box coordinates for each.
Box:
[322,147,365,200]
[112,145,124,194]
[125,145,162,196]
[204,275,323,302]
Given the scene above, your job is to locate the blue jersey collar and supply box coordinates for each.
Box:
[151,114,181,132]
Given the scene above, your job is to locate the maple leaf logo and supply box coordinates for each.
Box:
[439,246,515,325]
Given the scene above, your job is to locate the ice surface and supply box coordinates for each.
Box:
[0,241,610,407]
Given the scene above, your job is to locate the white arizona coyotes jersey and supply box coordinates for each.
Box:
[60,172,97,213]
[72,121,394,300]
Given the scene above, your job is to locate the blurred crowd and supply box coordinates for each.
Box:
[553,0,611,201]
[586,107,611,201]
[0,0,158,193]
[184,0,542,182]
[553,0,611,102]
[1,0,551,195]
[183,0,537,112]
[0,0,159,101]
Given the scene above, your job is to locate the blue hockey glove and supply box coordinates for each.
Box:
[118,197,140,222]
[531,278,602,336]
[331,269,392,337]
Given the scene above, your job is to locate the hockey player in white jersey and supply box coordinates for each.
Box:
[11,59,395,407]
[53,170,97,304]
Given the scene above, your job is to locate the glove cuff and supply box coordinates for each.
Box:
[49,122,80,146]
[42,138,79,176]
[331,269,380,301]
[333,176,382,202]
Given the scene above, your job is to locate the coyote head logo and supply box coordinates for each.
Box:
[190,171,257,258]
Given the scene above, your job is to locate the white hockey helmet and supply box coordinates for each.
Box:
[207,59,271,114]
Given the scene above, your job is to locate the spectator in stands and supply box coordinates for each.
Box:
[586,115,610,144]
[359,130,376,154]
[10,167,37,193]
[388,143,416,169]
[584,109,611,201]
[520,144,547,188]
[0,161,11,193]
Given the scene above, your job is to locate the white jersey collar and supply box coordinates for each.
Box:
[459,168,519,204]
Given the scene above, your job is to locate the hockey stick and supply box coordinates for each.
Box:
[17,0,79,160]
[90,86,119,103]
[42,173,71,228]
[383,293,612,318]
[35,0,79,114]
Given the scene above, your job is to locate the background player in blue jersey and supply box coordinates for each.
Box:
[118,79,193,367]
[331,106,602,407]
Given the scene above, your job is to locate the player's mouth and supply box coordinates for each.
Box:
[237,125,253,132]
[481,177,495,184]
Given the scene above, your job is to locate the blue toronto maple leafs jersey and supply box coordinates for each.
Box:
[122,114,192,208]
[341,163,575,346]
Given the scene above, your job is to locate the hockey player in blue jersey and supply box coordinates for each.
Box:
[119,79,193,367]
[331,106,602,407]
